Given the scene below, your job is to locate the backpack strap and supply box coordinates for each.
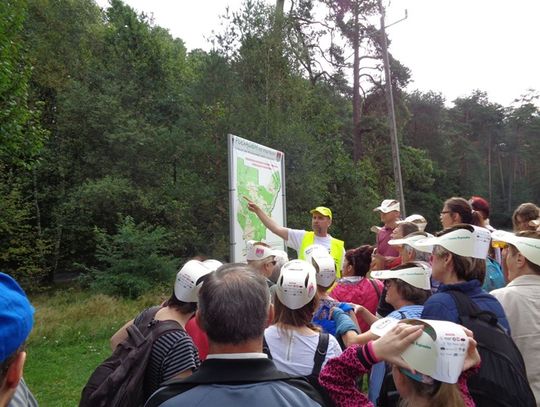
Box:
[311,333,329,377]
[130,306,184,343]
[446,290,500,327]
[262,335,273,360]
[369,278,382,300]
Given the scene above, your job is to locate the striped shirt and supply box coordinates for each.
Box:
[134,311,201,398]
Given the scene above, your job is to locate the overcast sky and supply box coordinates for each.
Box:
[95,0,540,107]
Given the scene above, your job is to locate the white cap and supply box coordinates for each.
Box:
[271,249,289,264]
[371,262,432,290]
[492,230,540,266]
[370,318,469,384]
[373,199,400,213]
[389,232,434,254]
[174,260,213,303]
[397,214,427,232]
[276,260,317,310]
[304,244,336,288]
[202,259,223,272]
[415,225,491,259]
[246,242,275,261]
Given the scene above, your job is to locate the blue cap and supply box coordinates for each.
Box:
[0,273,34,363]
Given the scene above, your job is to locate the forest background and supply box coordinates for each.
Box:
[2,0,539,300]
[1,0,539,404]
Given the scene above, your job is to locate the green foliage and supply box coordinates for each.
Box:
[0,0,47,167]
[3,0,537,288]
[81,216,177,298]
[0,169,51,289]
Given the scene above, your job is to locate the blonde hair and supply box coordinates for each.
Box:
[400,379,465,407]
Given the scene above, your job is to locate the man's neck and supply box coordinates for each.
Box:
[314,230,328,237]
[509,268,538,282]
[385,221,397,229]
[208,338,263,355]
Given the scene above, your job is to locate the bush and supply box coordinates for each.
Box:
[80,215,178,298]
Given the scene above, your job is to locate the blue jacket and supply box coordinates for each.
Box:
[421,279,511,333]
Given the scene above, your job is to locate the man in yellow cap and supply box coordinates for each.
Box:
[245,199,345,276]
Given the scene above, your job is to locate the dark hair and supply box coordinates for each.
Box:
[273,293,320,329]
[344,245,374,277]
[433,224,486,283]
[397,222,420,237]
[198,263,269,344]
[512,203,539,232]
[444,197,482,226]
[508,231,540,275]
[163,292,198,314]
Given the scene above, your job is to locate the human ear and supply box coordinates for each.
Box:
[5,351,26,389]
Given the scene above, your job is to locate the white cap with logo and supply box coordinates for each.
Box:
[415,225,491,259]
[246,241,275,261]
[492,230,540,266]
[276,260,317,310]
[174,260,214,303]
[371,317,469,384]
[371,262,432,290]
[304,244,336,288]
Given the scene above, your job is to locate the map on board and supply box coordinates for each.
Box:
[228,135,286,262]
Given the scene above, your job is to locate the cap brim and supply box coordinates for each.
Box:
[491,230,517,244]
[413,236,439,249]
[389,236,433,253]
[371,267,431,289]
[370,317,400,336]
[492,230,540,266]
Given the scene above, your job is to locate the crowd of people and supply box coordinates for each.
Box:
[1,198,539,407]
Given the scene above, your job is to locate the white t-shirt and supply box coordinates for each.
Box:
[286,228,345,272]
[263,325,342,376]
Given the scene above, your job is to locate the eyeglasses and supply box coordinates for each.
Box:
[440,211,452,216]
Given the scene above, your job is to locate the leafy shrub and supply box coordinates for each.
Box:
[80,215,178,298]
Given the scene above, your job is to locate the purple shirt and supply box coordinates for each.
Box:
[376,226,399,257]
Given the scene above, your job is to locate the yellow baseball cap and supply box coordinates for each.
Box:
[310,206,332,219]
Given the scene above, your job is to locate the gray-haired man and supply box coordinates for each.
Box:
[145,264,324,407]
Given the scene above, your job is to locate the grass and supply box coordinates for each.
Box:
[24,287,170,406]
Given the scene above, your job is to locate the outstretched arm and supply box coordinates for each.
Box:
[244,196,289,241]
[355,304,379,327]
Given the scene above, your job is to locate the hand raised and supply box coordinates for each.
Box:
[372,323,424,369]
